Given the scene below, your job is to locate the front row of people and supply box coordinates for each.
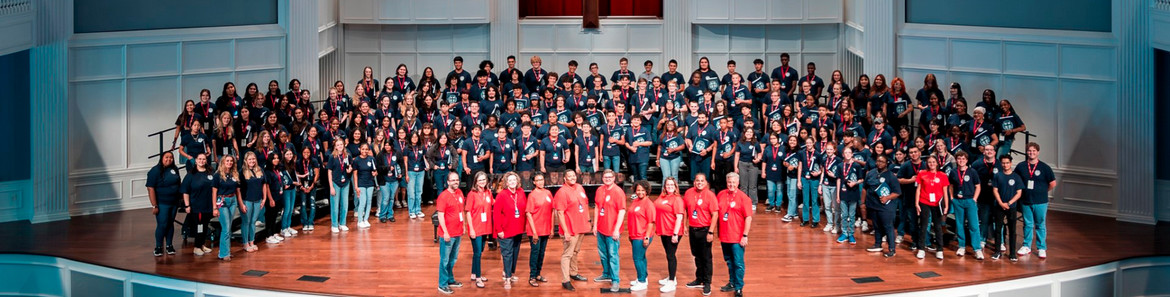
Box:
[436,170,752,296]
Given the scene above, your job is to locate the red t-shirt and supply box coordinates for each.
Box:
[654,193,685,236]
[915,170,949,206]
[465,189,494,237]
[493,189,527,238]
[554,183,592,236]
[626,198,657,239]
[595,185,627,236]
[684,187,718,227]
[717,189,754,243]
[436,189,465,237]
[526,188,554,236]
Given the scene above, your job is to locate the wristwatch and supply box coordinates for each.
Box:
[742,234,748,238]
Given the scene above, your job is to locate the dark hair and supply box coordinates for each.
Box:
[453,56,463,63]
[727,60,736,66]
[507,55,516,60]
[568,60,578,67]
[633,180,652,196]
[644,60,653,66]
[753,58,764,65]
[780,53,790,59]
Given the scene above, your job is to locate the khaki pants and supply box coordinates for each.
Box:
[560,234,583,282]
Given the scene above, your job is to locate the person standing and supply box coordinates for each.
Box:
[627,181,657,291]
[863,155,902,258]
[683,173,718,295]
[1016,142,1055,259]
[716,172,753,297]
[493,173,527,290]
[593,170,627,292]
[654,177,686,292]
[146,152,182,256]
[239,152,269,253]
[181,154,215,256]
[436,173,465,294]
[525,173,554,287]
[836,147,863,245]
[376,142,400,223]
[464,172,493,288]
[352,144,377,229]
[554,170,591,291]
[914,157,950,260]
[327,141,354,233]
[991,154,1023,262]
[950,151,985,260]
[212,155,244,261]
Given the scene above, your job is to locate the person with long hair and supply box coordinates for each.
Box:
[327,140,353,233]
[405,132,430,219]
[887,77,911,132]
[647,177,683,292]
[352,143,377,229]
[146,151,182,256]
[179,120,209,169]
[836,147,863,244]
[996,99,1027,158]
[796,137,822,227]
[868,74,889,121]
[436,172,465,294]
[493,172,527,290]
[554,170,590,291]
[761,133,786,213]
[626,180,656,292]
[181,154,215,256]
[216,82,242,118]
[914,156,950,260]
[239,152,269,252]
[296,146,319,231]
[376,141,400,223]
[211,155,243,261]
[658,120,684,184]
[173,100,199,148]
[465,172,493,288]
[525,173,553,287]
[735,128,762,210]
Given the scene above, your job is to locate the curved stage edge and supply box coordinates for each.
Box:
[0,208,1166,296]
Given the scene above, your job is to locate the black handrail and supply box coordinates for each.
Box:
[147,127,179,160]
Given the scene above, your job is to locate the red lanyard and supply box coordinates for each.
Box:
[1027,162,1038,178]
[872,129,882,144]
[398,76,407,89]
[843,161,853,178]
[972,120,981,134]
[781,66,788,79]
[273,170,283,186]
[772,147,780,160]
[958,167,966,188]
[806,151,815,170]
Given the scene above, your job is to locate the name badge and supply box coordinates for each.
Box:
[691,210,699,219]
[514,209,521,218]
[929,193,936,203]
[1027,180,1035,190]
[480,213,488,222]
[578,204,585,213]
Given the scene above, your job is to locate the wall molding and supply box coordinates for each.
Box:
[0,180,31,222]
[1157,179,1170,222]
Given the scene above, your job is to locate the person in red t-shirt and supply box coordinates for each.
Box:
[493,172,527,289]
[553,170,591,290]
[683,173,718,294]
[525,173,554,287]
[654,177,686,292]
[717,172,753,296]
[914,156,950,260]
[436,172,465,293]
[464,172,494,288]
[627,181,657,291]
[593,170,627,292]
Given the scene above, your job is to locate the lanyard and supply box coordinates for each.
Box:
[398,76,407,89]
[806,151,815,170]
[872,129,882,144]
[958,167,967,188]
[1027,162,1038,178]
[781,66,788,79]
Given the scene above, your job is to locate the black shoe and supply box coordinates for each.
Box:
[720,283,734,292]
[992,252,1003,260]
[800,221,809,227]
[389,216,396,222]
[570,274,588,281]
[1009,256,1019,262]
[562,281,575,291]
[438,287,453,294]
[735,289,744,297]
[448,281,463,288]
[883,250,896,258]
[702,284,712,296]
[165,246,176,255]
[153,247,163,257]
[685,280,703,288]
[811,222,819,228]
[379,218,387,223]
[866,245,883,252]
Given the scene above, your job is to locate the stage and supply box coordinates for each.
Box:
[0,207,1166,297]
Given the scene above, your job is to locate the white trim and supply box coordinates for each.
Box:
[899,23,1115,47]
[70,25,286,47]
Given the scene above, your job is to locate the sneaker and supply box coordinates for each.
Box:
[702,284,712,296]
[266,236,281,244]
[1017,246,1031,256]
[800,221,809,227]
[764,206,773,212]
[389,216,396,223]
[720,283,734,292]
[409,213,417,219]
[991,252,1002,260]
[280,230,290,237]
[823,224,833,232]
[1009,256,1019,262]
[153,247,163,257]
[860,221,870,232]
[935,251,944,260]
[866,246,883,252]
[975,250,986,260]
[660,280,676,293]
[831,226,839,234]
[978,241,985,249]
[735,289,744,297]
[339,225,349,231]
[956,247,966,257]
[849,238,857,245]
[896,237,903,244]
[781,215,793,222]
[289,228,298,234]
[610,282,621,292]
[883,250,896,258]
[916,250,926,259]
[274,234,285,241]
[331,227,340,233]
[657,278,670,286]
[304,225,314,231]
[438,287,453,294]
[193,247,205,256]
[836,235,846,243]
[1038,249,1047,259]
[811,222,819,229]
[201,246,212,253]
[751,205,757,212]
[594,275,612,282]
[570,274,588,281]
[925,245,937,252]
[165,246,176,255]
[685,280,703,288]
[1001,244,1007,251]
[631,281,647,291]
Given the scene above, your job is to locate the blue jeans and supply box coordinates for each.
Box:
[800,178,820,223]
[217,197,237,258]
[997,139,1014,159]
[499,235,523,278]
[720,243,745,290]
[154,204,178,247]
[434,169,449,192]
[298,189,316,227]
[603,155,621,172]
[408,171,426,216]
[690,157,711,181]
[528,235,549,278]
[355,186,374,223]
[660,157,681,184]
[786,178,799,217]
[766,180,784,207]
[471,235,487,277]
[280,190,296,230]
[378,180,399,219]
[953,198,982,250]
[631,238,651,282]
[631,162,648,181]
[330,182,351,228]
[838,200,857,240]
[597,234,621,283]
[242,200,263,244]
[438,236,462,288]
[820,184,838,226]
[1020,203,1048,250]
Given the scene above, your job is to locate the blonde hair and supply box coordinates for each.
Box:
[217,155,239,181]
[242,151,263,180]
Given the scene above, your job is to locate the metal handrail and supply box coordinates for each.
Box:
[147,127,178,160]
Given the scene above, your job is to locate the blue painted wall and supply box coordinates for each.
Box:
[0,50,30,182]
[905,0,1111,32]
[74,0,278,33]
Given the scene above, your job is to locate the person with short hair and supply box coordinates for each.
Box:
[493,172,527,289]
[436,173,465,294]
[525,173,554,287]
[1016,142,1054,259]
[716,172,752,297]
[863,155,902,258]
[593,170,627,292]
[914,156,950,260]
[555,170,591,291]
[147,151,182,257]
[950,151,985,260]
[627,181,657,291]
[683,173,718,295]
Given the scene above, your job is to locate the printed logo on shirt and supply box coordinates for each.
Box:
[963,175,971,182]
[1009,179,1016,186]
[634,206,641,212]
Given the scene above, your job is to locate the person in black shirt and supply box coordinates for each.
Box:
[147,152,182,257]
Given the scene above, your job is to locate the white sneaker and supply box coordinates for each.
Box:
[331,227,340,233]
[289,228,298,234]
[1017,246,1031,256]
[751,205,757,212]
[935,251,944,260]
[975,250,986,260]
[781,215,793,222]
[916,250,925,259]
[630,281,647,291]
[978,241,985,249]
[657,278,670,286]
[956,247,966,257]
[201,246,212,253]
[823,224,833,232]
[831,226,839,234]
[255,221,264,228]
[660,280,676,293]
[339,225,350,231]
[266,236,281,244]
[274,234,284,241]
[1037,249,1047,259]
[1001,244,1007,251]
[860,221,870,232]
[896,237,903,244]
[194,248,205,256]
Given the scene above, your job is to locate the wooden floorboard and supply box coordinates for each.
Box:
[1,206,1166,297]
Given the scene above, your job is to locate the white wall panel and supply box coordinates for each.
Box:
[181,40,234,74]
[70,46,123,81]
[1000,75,1058,162]
[950,40,1002,72]
[733,0,769,20]
[899,37,947,69]
[694,24,839,76]
[514,20,665,77]
[235,37,284,70]
[69,80,126,172]
[126,77,179,169]
[1058,79,1117,172]
[1004,42,1058,76]
[694,0,841,23]
[340,0,490,24]
[343,24,489,87]
[1060,45,1116,80]
[126,43,178,77]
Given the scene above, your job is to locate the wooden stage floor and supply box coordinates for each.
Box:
[1,206,1166,297]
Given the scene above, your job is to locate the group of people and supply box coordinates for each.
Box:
[143,53,1056,295]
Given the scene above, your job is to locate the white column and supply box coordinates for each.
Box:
[491,0,519,64]
[663,0,692,72]
[861,0,895,77]
[287,0,320,94]
[30,0,71,223]
[1115,0,1155,224]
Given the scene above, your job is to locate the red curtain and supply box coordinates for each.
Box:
[520,0,661,18]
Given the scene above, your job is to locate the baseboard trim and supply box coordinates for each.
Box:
[31,212,70,224]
